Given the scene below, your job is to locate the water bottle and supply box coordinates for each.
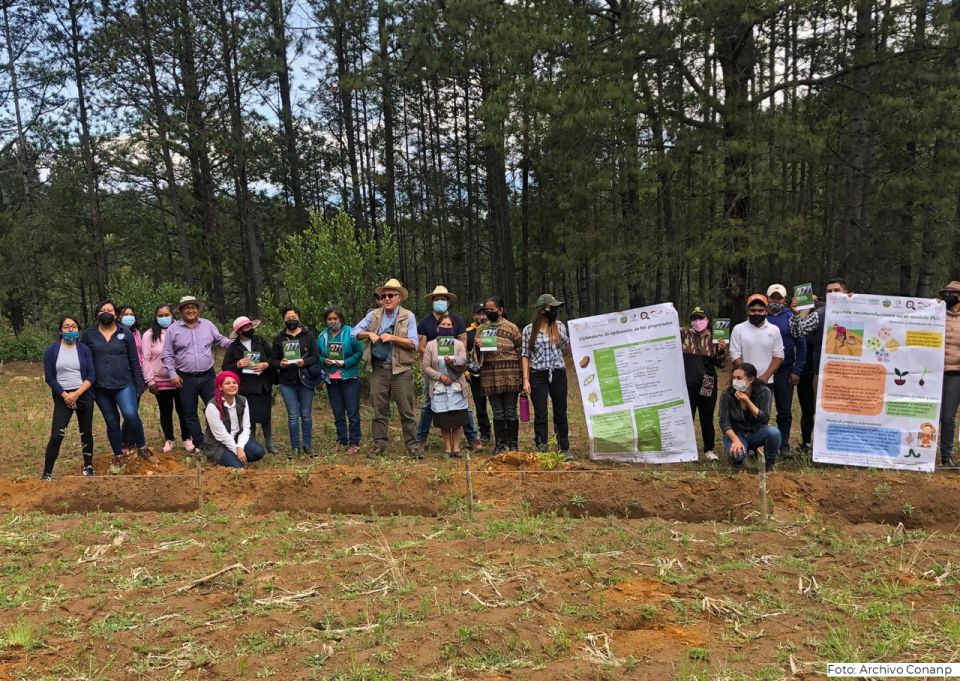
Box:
[519,394,530,423]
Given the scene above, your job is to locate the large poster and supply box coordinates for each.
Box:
[813,293,946,472]
[568,304,698,463]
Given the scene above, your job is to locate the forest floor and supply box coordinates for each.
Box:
[0,361,958,680]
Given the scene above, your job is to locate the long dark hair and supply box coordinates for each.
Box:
[149,304,173,345]
[116,304,137,330]
[528,307,561,354]
[485,296,506,319]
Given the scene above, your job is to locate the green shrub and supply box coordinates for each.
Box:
[0,326,51,362]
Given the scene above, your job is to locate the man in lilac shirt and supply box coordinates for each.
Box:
[161,296,233,447]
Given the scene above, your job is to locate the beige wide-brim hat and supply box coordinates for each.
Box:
[177,295,204,312]
[376,278,409,301]
[424,285,457,304]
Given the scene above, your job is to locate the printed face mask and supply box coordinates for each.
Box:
[767,302,785,314]
[732,378,749,392]
[691,319,708,332]
[62,331,80,344]
[433,300,449,314]
[156,316,173,328]
[328,322,342,333]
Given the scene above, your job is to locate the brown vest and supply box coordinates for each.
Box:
[362,306,416,374]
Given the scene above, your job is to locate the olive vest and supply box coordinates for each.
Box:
[362,306,415,374]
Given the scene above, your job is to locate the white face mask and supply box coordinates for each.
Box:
[732,378,749,392]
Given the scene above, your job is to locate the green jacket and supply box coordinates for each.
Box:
[317,325,363,382]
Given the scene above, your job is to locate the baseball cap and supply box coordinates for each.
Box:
[766,284,787,298]
[747,294,768,307]
[689,306,707,318]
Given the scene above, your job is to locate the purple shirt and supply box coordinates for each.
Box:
[161,318,232,378]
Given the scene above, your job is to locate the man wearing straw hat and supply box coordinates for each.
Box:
[417,285,483,450]
[352,278,422,458]
[161,295,233,449]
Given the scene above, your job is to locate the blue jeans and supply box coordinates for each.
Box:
[327,379,361,446]
[279,384,314,448]
[94,384,145,455]
[218,438,266,468]
[180,370,215,446]
[723,426,781,468]
[771,371,795,449]
[417,391,478,442]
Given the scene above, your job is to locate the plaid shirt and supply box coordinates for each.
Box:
[521,321,569,371]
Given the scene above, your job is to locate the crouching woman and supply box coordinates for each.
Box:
[202,371,265,468]
[718,362,781,471]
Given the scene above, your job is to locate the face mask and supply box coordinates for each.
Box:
[284,319,300,331]
[767,302,785,314]
[944,295,959,308]
[691,319,708,333]
[240,328,254,339]
[748,314,766,326]
[121,315,136,328]
[62,331,79,344]
[732,378,749,392]
[544,308,559,323]
[328,322,342,334]
[156,316,173,328]
[98,312,115,326]
[438,326,455,336]
[485,310,500,322]
[433,300,449,314]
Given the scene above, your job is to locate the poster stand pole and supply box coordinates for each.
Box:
[757,451,768,522]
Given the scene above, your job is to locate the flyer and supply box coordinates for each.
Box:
[478,328,498,352]
[794,283,815,311]
[568,304,698,463]
[437,337,455,357]
[283,341,300,361]
[813,293,946,472]
[242,351,260,375]
[328,342,344,361]
[712,318,731,343]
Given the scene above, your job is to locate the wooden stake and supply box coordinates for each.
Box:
[757,450,768,523]
[465,451,474,520]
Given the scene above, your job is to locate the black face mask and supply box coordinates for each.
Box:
[98,312,115,326]
[284,320,300,331]
[544,308,559,323]
[240,328,255,338]
[944,295,959,308]
[748,314,766,327]
[485,310,500,322]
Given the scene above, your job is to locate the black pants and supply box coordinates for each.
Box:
[470,377,491,440]
[180,370,216,446]
[488,392,518,421]
[687,383,718,452]
[796,372,816,446]
[530,368,569,450]
[44,392,94,474]
[155,389,190,442]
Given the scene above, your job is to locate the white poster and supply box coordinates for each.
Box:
[813,293,946,472]
[568,304,698,463]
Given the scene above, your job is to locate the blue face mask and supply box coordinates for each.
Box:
[121,315,136,327]
[156,316,173,328]
[62,331,80,344]
[433,300,448,314]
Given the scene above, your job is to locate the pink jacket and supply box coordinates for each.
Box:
[141,328,176,391]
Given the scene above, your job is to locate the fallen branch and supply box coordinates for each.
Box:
[78,532,128,564]
[254,588,319,607]
[314,623,380,640]
[174,563,249,594]
[701,596,744,620]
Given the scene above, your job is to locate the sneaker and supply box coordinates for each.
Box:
[183,439,196,453]
[470,439,484,451]
[942,457,958,468]
[779,445,793,459]
[288,447,300,460]
[562,451,575,462]
[704,450,720,462]
[139,447,160,465]
[407,445,424,460]
[40,472,53,481]
[266,443,278,455]
[82,465,95,477]
[450,451,462,459]
[302,445,314,457]
[346,445,360,456]
[536,443,548,453]
[797,442,812,454]
[162,440,175,453]
[367,445,386,459]
[113,454,123,467]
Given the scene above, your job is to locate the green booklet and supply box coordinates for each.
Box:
[437,337,455,357]
[478,328,498,352]
[794,283,815,311]
[712,318,731,343]
[328,342,344,361]
[283,340,300,361]
[242,351,260,375]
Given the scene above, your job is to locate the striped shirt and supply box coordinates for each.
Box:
[521,321,569,371]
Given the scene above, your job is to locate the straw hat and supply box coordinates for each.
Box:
[375,278,409,301]
[176,295,203,312]
[229,316,262,339]
[425,285,457,303]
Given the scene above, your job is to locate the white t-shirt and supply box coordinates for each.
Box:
[729,321,785,383]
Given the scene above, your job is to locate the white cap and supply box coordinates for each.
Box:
[766,284,787,298]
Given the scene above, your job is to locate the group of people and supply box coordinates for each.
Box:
[40,279,573,478]
[682,277,960,471]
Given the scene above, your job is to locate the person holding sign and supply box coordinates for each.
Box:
[521,294,571,459]
[472,296,523,453]
[718,363,781,471]
[938,281,960,468]
[222,316,276,455]
[270,306,320,459]
[680,306,727,461]
[421,315,470,458]
[352,278,422,458]
[318,306,363,455]
[764,284,807,458]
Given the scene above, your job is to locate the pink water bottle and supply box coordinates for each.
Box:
[519,394,530,423]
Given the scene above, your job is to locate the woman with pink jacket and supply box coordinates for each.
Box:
[142,304,193,452]
[421,315,470,458]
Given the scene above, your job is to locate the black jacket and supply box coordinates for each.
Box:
[222,335,274,395]
[270,328,320,386]
[80,324,145,393]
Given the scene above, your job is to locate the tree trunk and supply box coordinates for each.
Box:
[2,2,32,210]
[377,0,395,250]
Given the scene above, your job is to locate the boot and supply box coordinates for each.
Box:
[138,446,159,465]
[492,419,506,454]
[507,420,519,451]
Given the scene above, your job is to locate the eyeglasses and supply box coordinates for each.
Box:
[691,315,706,321]
[381,293,399,299]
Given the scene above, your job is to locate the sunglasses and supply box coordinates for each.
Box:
[691,315,706,321]
[381,293,399,299]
